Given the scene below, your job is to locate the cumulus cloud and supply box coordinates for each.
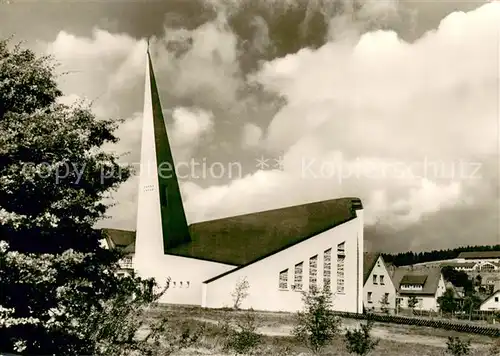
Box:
[183,2,499,233]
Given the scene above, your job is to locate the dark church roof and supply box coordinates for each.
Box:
[103,197,362,266]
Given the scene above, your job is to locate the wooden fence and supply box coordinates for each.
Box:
[333,311,500,337]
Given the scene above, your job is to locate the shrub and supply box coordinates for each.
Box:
[446,336,471,356]
[221,309,262,355]
[344,318,379,356]
[292,285,342,354]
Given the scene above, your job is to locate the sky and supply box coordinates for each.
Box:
[1,0,499,252]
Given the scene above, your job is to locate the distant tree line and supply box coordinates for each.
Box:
[382,245,500,267]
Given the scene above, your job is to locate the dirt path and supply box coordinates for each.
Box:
[191,317,488,351]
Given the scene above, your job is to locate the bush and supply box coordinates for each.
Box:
[292,286,342,354]
[221,309,262,355]
[344,318,379,356]
[446,336,471,356]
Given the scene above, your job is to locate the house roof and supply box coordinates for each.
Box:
[363,252,381,284]
[480,289,500,306]
[400,275,428,286]
[390,266,443,296]
[441,262,476,268]
[103,229,135,254]
[457,251,500,259]
[103,197,362,267]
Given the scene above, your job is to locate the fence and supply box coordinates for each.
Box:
[333,311,500,337]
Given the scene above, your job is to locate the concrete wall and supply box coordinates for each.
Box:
[364,255,397,312]
[202,211,364,313]
[480,291,500,311]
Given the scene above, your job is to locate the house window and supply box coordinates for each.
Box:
[324,248,332,290]
[385,293,389,299]
[367,292,372,303]
[279,269,288,290]
[186,281,190,288]
[173,282,176,288]
[180,282,183,288]
[337,242,345,294]
[380,275,384,285]
[309,255,318,289]
[373,274,378,284]
[294,262,303,291]
[121,256,133,269]
[495,297,499,302]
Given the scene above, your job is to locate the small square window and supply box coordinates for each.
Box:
[495,297,499,302]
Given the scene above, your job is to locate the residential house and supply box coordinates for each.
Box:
[363,253,397,313]
[103,229,135,277]
[455,251,500,264]
[479,290,500,311]
[390,266,447,312]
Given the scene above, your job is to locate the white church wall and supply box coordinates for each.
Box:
[203,212,363,313]
[151,255,236,305]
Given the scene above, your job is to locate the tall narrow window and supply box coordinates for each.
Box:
[337,242,345,294]
[367,292,372,303]
[294,262,303,291]
[323,248,332,290]
[309,255,318,290]
[279,269,288,290]
[373,274,378,284]
[380,276,385,285]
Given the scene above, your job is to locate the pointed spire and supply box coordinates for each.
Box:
[144,47,191,251]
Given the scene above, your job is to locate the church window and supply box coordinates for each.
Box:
[294,262,303,291]
[279,269,288,290]
[324,248,332,290]
[337,242,345,294]
[309,255,318,289]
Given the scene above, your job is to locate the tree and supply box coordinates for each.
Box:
[292,286,341,354]
[446,336,470,356]
[462,294,481,320]
[0,39,198,355]
[379,294,390,314]
[231,276,250,310]
[344,318,379,356]
[437,288,459,314]
[407,296,418,315]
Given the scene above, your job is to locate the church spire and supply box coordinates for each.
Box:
[140,44,191,252]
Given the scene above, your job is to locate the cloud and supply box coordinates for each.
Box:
[241,123,263,148]
[39,1,499,250]
[183,2,499,241]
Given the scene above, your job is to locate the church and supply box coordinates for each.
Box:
[103,49,365,314]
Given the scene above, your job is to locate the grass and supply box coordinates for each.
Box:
[158,305,497,356]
